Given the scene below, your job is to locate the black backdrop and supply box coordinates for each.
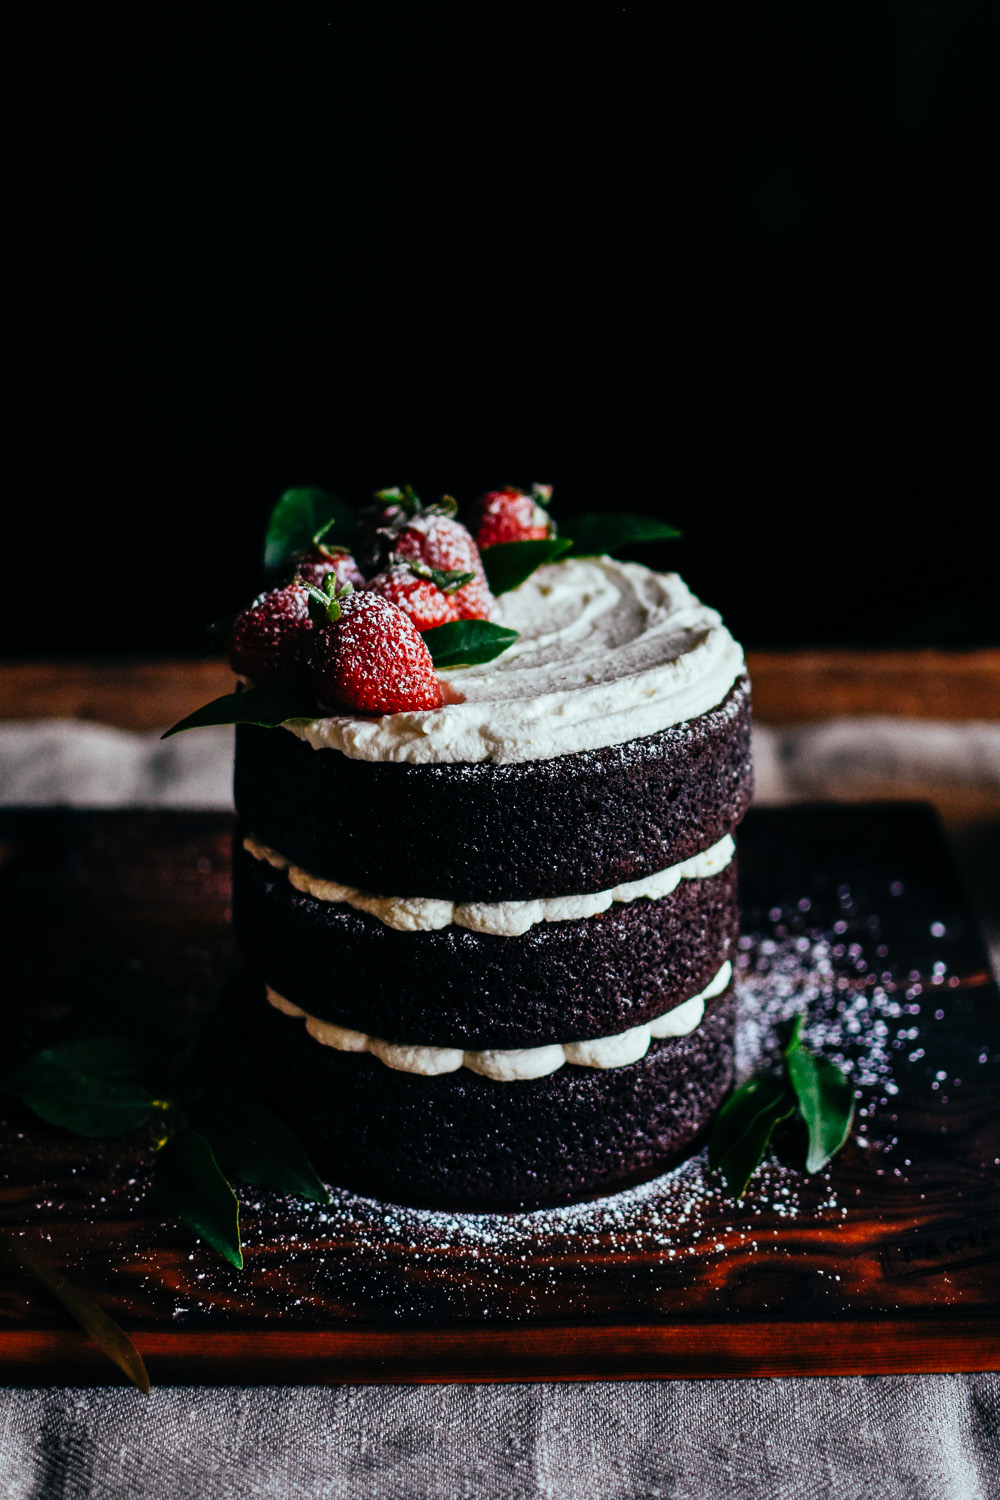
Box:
[8,6,997,654]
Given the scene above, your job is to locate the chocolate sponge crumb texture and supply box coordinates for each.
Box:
[234,560,753,1207]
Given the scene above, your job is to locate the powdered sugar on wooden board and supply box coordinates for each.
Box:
[5,807,997,1330]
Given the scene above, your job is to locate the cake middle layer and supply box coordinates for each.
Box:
[232,840,738,1049]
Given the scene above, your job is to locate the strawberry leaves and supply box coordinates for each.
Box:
[2,1034,330,1272]
[1,1037,161,1137]
[708,1075,797,1199]
[0,1232,151,1393]
[785,1015,856,1172]
[161,684,320,738]
[708,1016,856,1198]
[479,513,680,595]
[155,1128,243,1269]
[422,620,520,668]
[304,573,355,625]
[263,488,358,576]
[190,1095,330,1204]
[480,537,573,595]
[562,513,682,555]
[398,555,475,594]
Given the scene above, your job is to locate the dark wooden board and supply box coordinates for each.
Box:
[1,805,998,1383]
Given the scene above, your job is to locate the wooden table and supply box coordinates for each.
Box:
[2,651,1000,730]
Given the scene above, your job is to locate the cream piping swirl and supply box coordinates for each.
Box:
[244,832,735,937]
[285,559,745,765]
[266,961,732,1081]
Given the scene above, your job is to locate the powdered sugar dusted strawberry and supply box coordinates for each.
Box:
[393,513,494,621]
[227,582,312,685]
[293,547,365,591]
[365,560,469,631]
[306,586,443,714]
[472,484,554,548]
[353,483,424,573]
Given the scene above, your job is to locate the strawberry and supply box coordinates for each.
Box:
[293,545,365,591]
[393,511,494,621]
[365,558,472,632]
[226,582,313,685]
[472,484,554,548]
[354,483,424,573]
[305,580,443,714]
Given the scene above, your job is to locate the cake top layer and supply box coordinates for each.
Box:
[287,557,745,765]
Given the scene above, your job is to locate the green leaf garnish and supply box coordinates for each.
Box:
[263,487,358,576]
[422,620,520,668]
[0,1232,150,1393]
[192,1095,330,1204]
[785,1016,856,1173]
[155,1128,243,1269]
[160,684,320,738]
[563,513,682,556]
[480,537,573,595]
[707,1073,797,1199]
[2,1037,160,1138]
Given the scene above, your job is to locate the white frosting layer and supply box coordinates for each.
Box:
[286,558,745,765]
[266,961,732,1081]
[244,832,735,937]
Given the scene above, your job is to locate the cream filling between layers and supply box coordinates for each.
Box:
[244,832,735,937]
[266,961,732,1081]
[286,558,745,764]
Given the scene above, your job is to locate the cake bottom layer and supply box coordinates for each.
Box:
[243,980,738,1209]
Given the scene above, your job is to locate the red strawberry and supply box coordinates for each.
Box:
[393,513,494,621]
[365,559,470,632]
[305,584,443,714]
[354,484,424,573]
[293,546,365,591]
[472,484,553,548]
[446,570,494,622]
[226,582,312,685]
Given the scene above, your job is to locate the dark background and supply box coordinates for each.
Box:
[8,4,997,655]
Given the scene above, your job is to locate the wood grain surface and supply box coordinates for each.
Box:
[2,650,999,728]
[0,806,998,1384]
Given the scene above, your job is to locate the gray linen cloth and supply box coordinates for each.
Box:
[1,719,998,1500]
[2,1378,998,1500]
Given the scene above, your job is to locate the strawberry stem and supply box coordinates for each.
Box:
[305,575,354,625]
[311,519,354,559]
[392,554,474,593]
[374,484,422,518]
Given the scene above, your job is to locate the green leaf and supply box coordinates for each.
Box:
[421,620,520,668]
[263,487,357,575]
[785,1018,856,1173]
[160,684,320,739]
[563,513,682,556]
[192,1094,330,1204]
[707,1073,797,1199]
[0,1232,150,1393]
[1,1037,159,1138]
[155,1128,243,1269]
[480,537,573,595]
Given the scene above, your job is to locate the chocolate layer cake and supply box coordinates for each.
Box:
[236,556,752,1207]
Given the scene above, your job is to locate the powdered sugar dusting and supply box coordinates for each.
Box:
[8,848,993,1327]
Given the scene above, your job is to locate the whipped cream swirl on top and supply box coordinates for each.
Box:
[287,558,745,765]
